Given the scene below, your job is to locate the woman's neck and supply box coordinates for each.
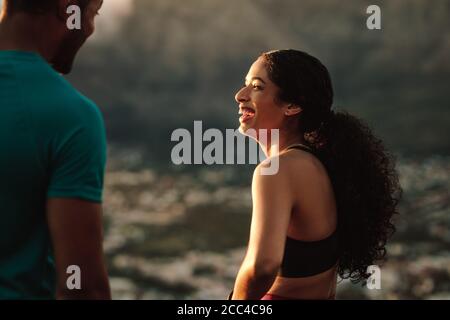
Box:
[257,129,306,158]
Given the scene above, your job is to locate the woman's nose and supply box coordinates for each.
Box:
[235,86,250,104]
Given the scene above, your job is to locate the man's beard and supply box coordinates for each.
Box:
[50,30,87,75]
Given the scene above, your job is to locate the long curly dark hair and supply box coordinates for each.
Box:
[262,49,402,283]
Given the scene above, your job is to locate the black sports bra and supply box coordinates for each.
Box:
[279,144,339,278]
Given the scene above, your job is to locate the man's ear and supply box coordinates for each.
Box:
[284,104,302,116]
[56,0,73,23]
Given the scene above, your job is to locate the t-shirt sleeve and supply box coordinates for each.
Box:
[46,102,107,203]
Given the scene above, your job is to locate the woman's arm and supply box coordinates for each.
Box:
[232,159,293,300]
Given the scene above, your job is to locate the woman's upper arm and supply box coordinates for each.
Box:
[246,159,293,271]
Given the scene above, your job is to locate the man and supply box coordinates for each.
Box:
[0,0,111,299]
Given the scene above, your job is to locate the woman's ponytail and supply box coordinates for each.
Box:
[262,49,402,283]
[315,110,402,283]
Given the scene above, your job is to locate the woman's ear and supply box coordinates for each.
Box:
[284,104,302,116]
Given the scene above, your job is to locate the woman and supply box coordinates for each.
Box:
[230,49,401,300]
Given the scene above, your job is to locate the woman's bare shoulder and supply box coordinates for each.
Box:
[252,149,324,190]
[279,149,325,177]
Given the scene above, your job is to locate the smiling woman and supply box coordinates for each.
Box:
[231,49,401,300]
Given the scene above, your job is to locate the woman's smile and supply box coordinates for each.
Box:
[239,106,256,123]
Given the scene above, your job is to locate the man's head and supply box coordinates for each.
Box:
[2,0,103,74]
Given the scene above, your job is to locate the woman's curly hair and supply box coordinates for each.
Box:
[262,49,402,283]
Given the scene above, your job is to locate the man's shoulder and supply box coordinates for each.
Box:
[14,55,100,117]
[28,68,103,126]
[43,69,99,115]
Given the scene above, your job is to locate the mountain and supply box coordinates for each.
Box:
[67,0,450,161]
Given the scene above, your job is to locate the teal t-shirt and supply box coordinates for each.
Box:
[0,51,107,299]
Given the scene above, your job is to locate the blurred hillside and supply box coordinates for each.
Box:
[103,156,450,299]
[67,0,450,164]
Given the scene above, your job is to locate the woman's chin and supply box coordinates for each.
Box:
[239,124,258,139]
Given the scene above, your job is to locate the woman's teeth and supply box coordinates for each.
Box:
[239,108,255,122]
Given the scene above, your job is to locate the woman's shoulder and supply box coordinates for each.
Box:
[278,148,325,176]
[252,148,324,185]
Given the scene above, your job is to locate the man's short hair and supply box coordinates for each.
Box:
[5,0,57,14]
[5,0,89,15]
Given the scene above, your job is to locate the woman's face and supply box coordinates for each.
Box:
[234,57,292,136]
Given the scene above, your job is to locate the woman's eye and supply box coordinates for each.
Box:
[252,84,263,90]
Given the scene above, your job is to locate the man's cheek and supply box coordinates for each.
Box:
[82,19,95,37]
